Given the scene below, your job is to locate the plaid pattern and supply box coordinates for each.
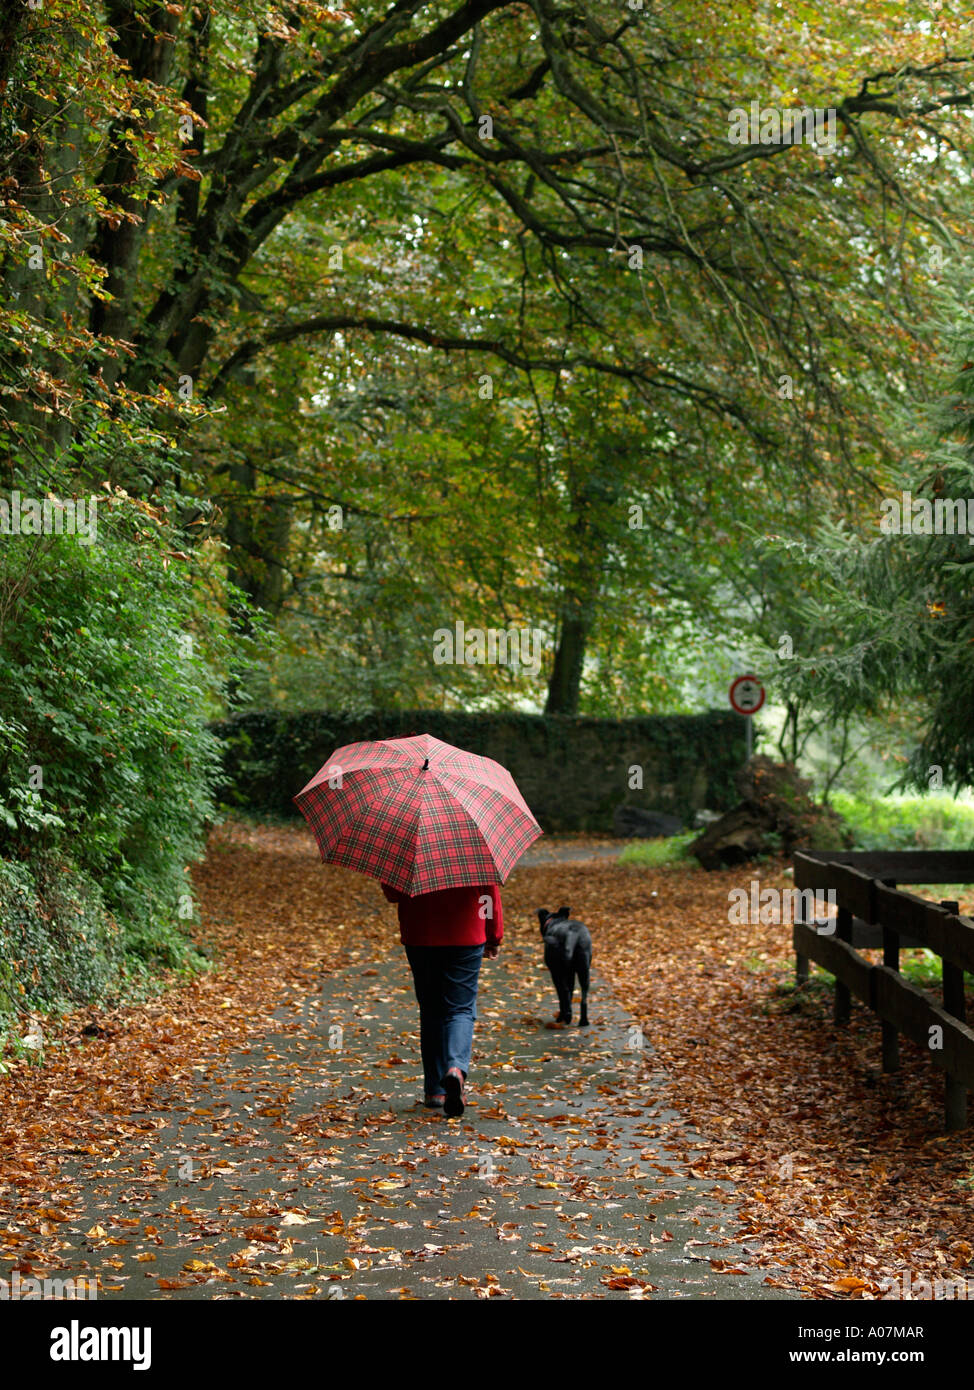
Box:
[293,733,542,895]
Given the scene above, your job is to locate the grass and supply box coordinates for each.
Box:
[618,830,697,868]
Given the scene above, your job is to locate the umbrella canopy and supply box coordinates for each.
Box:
[293,733,542,895]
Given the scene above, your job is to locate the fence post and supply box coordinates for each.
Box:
[880,878,900,1073]
[940,900,967,1132]
[834,903,852,1025]
[795,882,809,984]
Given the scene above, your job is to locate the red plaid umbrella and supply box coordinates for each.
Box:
[293,733,542,894]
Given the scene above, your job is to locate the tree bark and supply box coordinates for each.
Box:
[87,2,182,389]
[223,457,292,701]
[544,601,594,715]
[225,459,293,617]
[543,470,609,713]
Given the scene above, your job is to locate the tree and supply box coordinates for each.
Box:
[8,0,974,714]
[767,270,974,793]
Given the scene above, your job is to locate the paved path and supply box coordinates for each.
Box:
[517,843,623,866]
[45,935,798,1301]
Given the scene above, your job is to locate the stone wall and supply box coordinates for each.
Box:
[210,709,746,833]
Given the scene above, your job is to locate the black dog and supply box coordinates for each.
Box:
[537,906,591,1027]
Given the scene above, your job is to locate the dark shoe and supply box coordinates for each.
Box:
[423,1093,445,1108]
[443,1067,465,1118]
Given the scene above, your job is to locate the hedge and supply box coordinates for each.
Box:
[209,709,746,833]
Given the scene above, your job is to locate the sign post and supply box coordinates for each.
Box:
[729,674,765,763]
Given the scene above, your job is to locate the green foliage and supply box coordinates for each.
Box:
[0,855,122,1015]
[759,279,974,794]
[0,428,250,1024]
[11,0,974,721]
[0,510,218,946]
[618,832,697,867]
[899,950,945,989]
[830,793,974,852]
[211,708,744,831]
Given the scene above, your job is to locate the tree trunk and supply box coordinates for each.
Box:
[224,458,292,701]
[543,467,613,715]
[87,2,181,390]
[544,601,594,715]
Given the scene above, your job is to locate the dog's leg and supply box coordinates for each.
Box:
[576,954,590,1027]
[562,967,575,1026]
[547,955,570,1023]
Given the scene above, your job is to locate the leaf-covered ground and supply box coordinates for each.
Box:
[0,820,971,1299]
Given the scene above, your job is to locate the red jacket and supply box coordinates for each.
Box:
[381,882,503,948]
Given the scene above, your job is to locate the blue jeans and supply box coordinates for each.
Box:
[404,944,484,1095]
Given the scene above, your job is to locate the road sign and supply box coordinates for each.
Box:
[729,674,765,716]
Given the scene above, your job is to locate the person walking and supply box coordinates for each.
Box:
[294,732,535,1118]
[381,881,503,1117]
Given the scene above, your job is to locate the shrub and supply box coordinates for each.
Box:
[0,855,122,1013]
[0,448,244,1027]
[209,708,745,831]
[830,793,974,851]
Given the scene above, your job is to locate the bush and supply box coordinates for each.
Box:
[209,708,745,832]
[0,509,219,949]
[0,454,241,1027]
[830,792,974,851]
[0,855,122,1014]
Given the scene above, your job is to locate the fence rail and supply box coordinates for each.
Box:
[793,850,974,1131]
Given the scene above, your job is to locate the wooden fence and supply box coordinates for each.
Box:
[793,850,974,1131]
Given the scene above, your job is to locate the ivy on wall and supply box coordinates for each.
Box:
[209,710,746,833]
